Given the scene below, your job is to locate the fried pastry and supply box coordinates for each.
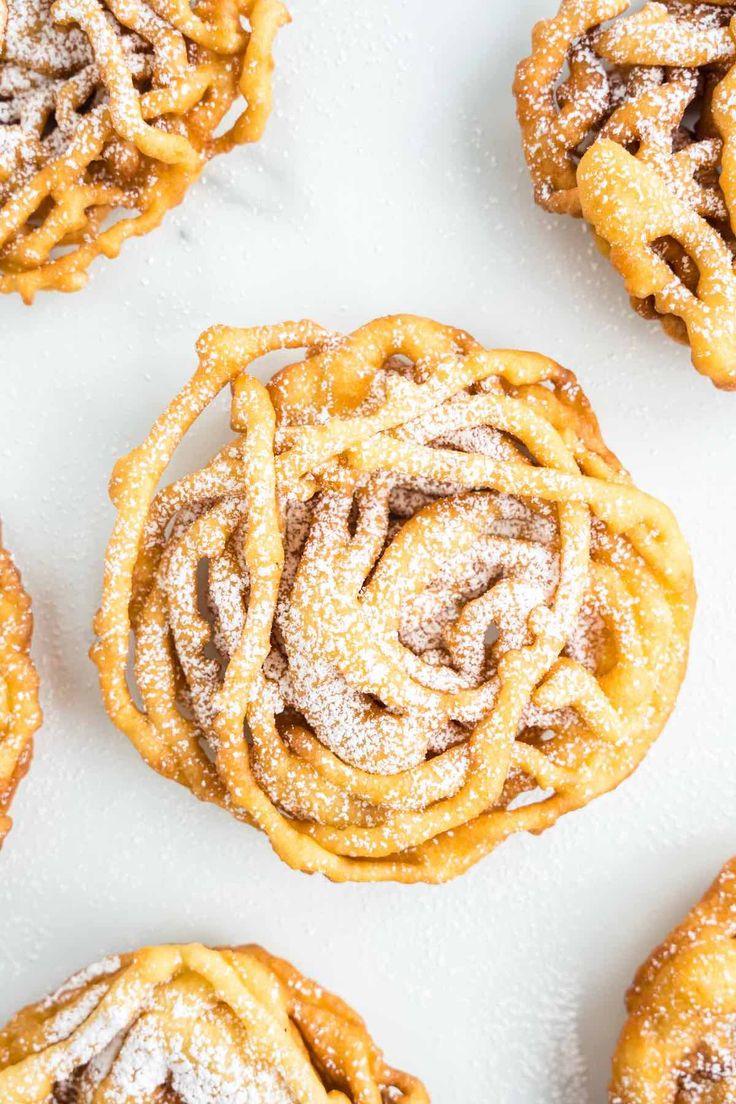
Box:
[611,857,736,1103]
[0,0,288,301]
[0,532,41,847]
[92,314,695,883]
[514,0,736,389]
[0,942,429,1102]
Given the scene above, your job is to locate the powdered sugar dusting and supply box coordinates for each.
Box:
[93,314,692,886]
[515,0,736,384]
[3,952,296,1103]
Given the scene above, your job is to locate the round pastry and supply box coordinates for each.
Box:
[93,314,695,883]
[514,0,736,389]
[0,0,288,301]
[0,532,41,847]
[0,942,429,1102]
[611,857,736,1103]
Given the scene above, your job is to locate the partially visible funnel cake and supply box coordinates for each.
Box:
[514,0,736,388]
[0,0,288,301]
[93,314,695,883]
[611,858,736,1103]
[0,942,430,1102]
[0,531,41,847]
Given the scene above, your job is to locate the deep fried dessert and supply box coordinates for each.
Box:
[0,0,288,300]
[93,314,695,882]
[0,942,429,1101]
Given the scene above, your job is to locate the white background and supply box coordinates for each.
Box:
[1,2,735,1100]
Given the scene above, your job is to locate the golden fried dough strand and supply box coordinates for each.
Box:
[596,2,735,67]
[513,0,627,215]
[578,139,736,388]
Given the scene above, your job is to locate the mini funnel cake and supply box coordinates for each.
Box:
[92,315,695,884]
[0,0,288,301]
[514,1,736,389]
[611,858,736,1103]
[0,533,41,846]
[0,943,429,1102]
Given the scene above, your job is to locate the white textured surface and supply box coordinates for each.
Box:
[1,1,735,1100]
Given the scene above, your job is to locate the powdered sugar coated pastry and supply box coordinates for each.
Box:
[610,857,736,1103]
[0,942,429,1102]
[0,530,41,847]
[514,0,736,389]
[92,314,695,884]
[0,0,289,301]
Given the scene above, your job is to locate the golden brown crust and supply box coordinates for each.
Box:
[514,0,736,389]
[610,858,736,1104]
[92,314,694,884]
[0,535,41,847]
[0,942,430,1102]
[513,0,628,216]
[0,0,288,301]
[578,138,736,388]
